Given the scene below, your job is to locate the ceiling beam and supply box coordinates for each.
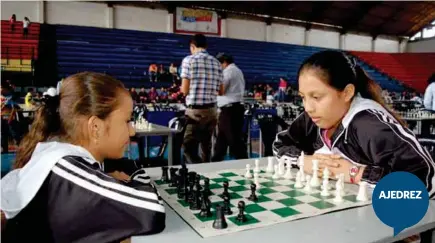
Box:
[371,5,406,37]
[341,2,380,33]
[305,2,331,30]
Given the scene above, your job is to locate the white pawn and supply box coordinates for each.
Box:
[245,164,253,179]
[299,164,306,182]
[310,169,320,188]
[254,172,261,189]
[356,181,369,201]
[303,175,312,192]
[294,171,304,189]
[254,159,261,173]
[266,157,275,174]
[284,163,293,179]
[323,167,330,180]
[278,159,285,176]
[321,179,330,197]
[272,164,280,179]
[298,151,305,166]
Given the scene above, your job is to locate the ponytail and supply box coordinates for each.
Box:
[14,95,61,169]
[354,65,406,126]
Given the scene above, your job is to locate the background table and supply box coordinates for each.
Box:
[133,123,177,165]
[132,158,435,243]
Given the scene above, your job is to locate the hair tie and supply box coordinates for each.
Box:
[42,95,60,115]
[343,54,357,78]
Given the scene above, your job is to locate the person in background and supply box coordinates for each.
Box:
[169,63,178,83]
[23,17,30,39]
[148,87,158,102]
[1,72,166,242]
[212,53,247,162]
[180,34,224,164]
[130,87,138,103]
[10,14,16,33]
[148,63,158,82]
[138,87,148,103]
[410,92,422,105]
[278,78,287,102]
[1,83,25,154]
[424,72,435,111]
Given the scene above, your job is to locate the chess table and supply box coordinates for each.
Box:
[132,123,177,165]
[132,158,435,243]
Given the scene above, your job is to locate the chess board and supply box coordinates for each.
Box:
[154,167,372,238]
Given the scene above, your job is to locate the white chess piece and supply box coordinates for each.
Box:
[298,151,305,166]
[266,157,275,174]
[284,163,293,179]
[278,158,285,176]
[310,161,320,187]
[254,172,261,189]
[356,181,369,201]
[254,159,261,173]
[320,179,330,197]
[333,181,343,203]
[323,167,330,180]
[303,175,312,192]
[294,171,303,189]
[272,164,280,179]
[245,164,253,178]
[299,164,306,182]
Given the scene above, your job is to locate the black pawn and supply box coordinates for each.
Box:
[161,166,169,183]
[212,205,228,229]
[248,183,258,202]
[190,182,201,210]
[199,191,212,217]
[195,174,202,191]
[236,201,247,223]
[221,180,230,198]
[177,175,185,199]
[223,195,232,215]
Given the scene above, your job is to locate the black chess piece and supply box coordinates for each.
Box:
[203,177,211,197]
[247,183,258,202]
[169,168,178,187]
[221,180,230,198]
[177,175,185,199]
[212,205,228,229]
[161,166,169,183]
[223,195,232,215]
[190,182,201,210]
[188,171,197,185]
[184,182,189,202]
[195,174,202,191]
[236,201,247,223]
[199,191,212,217]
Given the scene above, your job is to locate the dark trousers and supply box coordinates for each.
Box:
[1,118,25,153]
[183,108,217,164]
[23,28,28,39]
[212,103,247,162]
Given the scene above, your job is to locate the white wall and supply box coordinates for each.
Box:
[1,1,39,22]
[407,38,435,53]
[114,5,167,33]
[1,1,404,53]
[227,18,266,42]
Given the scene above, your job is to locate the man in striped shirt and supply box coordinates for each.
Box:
[180,34,224,163]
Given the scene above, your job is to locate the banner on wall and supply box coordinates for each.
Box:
[174,7,220,35]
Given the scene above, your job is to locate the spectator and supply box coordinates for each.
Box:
[169,63,178,83]
[138,87,148,103]
[424,72,435,110]
[148,63,158,82]
[1,83,25,154]
[10,14,16,33]
[278,78,287,102]
[148,87,158,102]
[130,87,138,102]
[180,34,224,164]
[23,17,30,39]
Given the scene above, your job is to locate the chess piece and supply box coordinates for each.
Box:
[212,205,228,229]
[266,157,275,173]
[278,158,285,176]
[299,164,306,182]
[189,182,201,210]
[223,195,233,215]
[284,163,293,179]
[247,183,258,202]
[195,174,202,191]
[199,191,212,217]
[272,164,280,179]
[320,179,330,197]
[356,181,369,201]
[177,175,185,199]
[294,171,304,189]
[222,180,230,198]
[303,175,312,192]
[169,168,178,187]
[203,177,211,197]
[245,164,253,178]
[254,172,261,189]
[254,159,261,173]
[161,166,169,183]
[236,201,247,223]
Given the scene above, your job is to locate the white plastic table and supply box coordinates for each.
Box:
[132,158,435,243]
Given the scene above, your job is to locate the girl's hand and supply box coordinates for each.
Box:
[108,171,131,182]
[304,154,364,183]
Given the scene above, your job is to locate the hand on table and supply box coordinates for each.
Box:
[108,171,131,183]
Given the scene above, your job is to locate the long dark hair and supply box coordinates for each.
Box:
[14,72,126,168]
[298,50,404,126]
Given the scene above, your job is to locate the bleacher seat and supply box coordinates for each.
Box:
[351,51,435,93]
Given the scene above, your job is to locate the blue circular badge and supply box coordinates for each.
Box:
[372,172,429,236]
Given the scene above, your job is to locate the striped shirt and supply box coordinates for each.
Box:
[180,50,223,106]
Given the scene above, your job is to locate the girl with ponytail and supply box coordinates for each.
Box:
[273,51,435,198]
[1,72,166,242]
